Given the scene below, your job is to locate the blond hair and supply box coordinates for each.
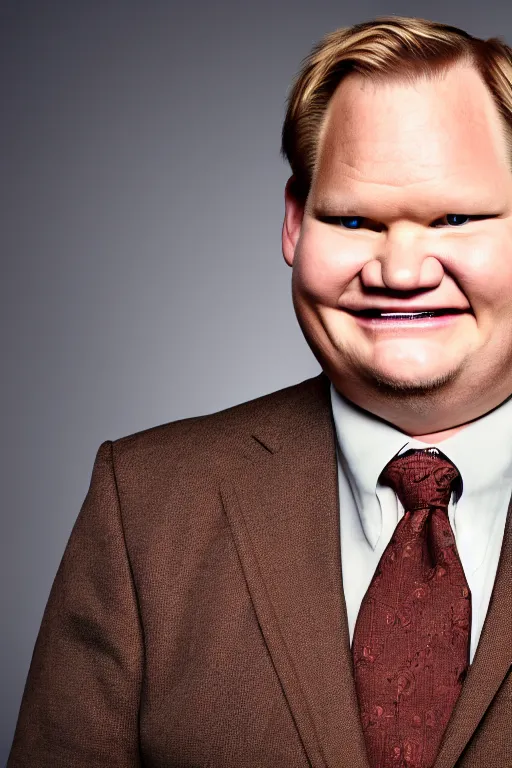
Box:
[281,16,512,199]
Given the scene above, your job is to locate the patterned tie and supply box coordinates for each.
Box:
[352,448,471,768]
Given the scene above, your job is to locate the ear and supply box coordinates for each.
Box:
[282,176,306,267]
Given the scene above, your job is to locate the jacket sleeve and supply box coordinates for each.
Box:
[7,441,144,767]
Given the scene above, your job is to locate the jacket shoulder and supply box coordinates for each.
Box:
[110,371,327,468]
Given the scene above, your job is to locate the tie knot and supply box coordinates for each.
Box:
[380,448,460,511]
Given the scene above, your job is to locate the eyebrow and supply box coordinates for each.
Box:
[311,198,360,216]
[312,199,380,219]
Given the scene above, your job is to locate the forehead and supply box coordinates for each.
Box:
[311,64,511,206]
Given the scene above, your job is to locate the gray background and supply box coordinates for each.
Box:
[2,0,510,760]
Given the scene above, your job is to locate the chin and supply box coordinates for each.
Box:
[358,364,458,397]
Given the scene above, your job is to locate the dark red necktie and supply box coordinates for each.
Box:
[352,448,471,768]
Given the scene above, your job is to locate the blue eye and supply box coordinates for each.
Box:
[445,214,470,226]
[340,216,363,228]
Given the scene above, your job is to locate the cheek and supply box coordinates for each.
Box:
[292,222,369,305]
[453,231,512,313]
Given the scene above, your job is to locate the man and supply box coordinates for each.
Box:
[7,15,512,768]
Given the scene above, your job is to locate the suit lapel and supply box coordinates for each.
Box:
[220,373,369,768]
[433,496,512,768]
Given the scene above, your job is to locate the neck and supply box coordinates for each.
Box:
[411,423,469,443]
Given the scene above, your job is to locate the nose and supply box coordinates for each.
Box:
[360,226,445,292]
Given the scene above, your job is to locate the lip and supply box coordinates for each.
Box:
[347,309,469,331]
[344,307,469,316]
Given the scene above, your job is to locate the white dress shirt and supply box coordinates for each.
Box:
[330,383,512,663]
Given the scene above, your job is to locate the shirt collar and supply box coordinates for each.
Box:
[330,382,512,549]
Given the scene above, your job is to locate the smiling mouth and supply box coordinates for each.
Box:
[349,308,467,320]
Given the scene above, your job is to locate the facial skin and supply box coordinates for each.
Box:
[282,63,512,439]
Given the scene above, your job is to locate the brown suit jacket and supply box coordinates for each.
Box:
[8,372,512,767]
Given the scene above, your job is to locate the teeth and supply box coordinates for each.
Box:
[356,309,462,319]
[379,312,437,318]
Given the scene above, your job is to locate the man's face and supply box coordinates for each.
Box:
[283,64,512,434]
